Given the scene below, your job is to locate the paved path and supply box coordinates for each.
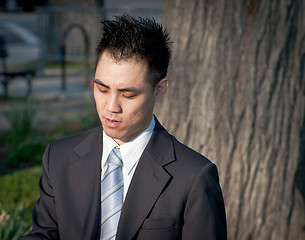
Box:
[0,69,95,131]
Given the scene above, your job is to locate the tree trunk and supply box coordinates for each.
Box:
[157,0,305,239]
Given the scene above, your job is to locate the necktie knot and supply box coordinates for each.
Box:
[107,148,123,167]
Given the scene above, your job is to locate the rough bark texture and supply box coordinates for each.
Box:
[157,0,305,239]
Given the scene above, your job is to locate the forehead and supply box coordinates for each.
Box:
[97,52,147,70]
[95,52,149,86]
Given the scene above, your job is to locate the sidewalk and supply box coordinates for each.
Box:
[0,69,95,131]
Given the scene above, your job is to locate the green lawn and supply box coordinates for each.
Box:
[0,166,42,222]
[0,166,42,239]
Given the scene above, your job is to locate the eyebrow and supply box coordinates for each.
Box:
[94,78,142,93]
[94,79,109,88]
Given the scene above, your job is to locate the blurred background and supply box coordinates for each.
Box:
[0,1,163,239]
[1,0,304,240]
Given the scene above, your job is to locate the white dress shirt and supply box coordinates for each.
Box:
[101,116,155,200]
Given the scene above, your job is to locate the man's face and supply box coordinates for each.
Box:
[94,52,167,145]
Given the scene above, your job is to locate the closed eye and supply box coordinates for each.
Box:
[98,88,108,93]
[122,93,137,99]
[94,79,109,93]
[96,85,108,93]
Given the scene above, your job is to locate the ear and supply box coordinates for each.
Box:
[154,78,168,102]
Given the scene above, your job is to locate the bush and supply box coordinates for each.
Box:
[4,99,38,147]
[1,99,49,171]
[2,134,49,169]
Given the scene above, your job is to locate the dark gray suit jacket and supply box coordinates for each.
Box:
[20,118,227,240]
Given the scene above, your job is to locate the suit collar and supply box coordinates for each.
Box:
[144,117,176,166]
[73,126,103,157]
[116,117,176,240]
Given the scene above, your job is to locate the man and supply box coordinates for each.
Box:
[20,15,227,240]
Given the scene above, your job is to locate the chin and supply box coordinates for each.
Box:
[104,128,121,139]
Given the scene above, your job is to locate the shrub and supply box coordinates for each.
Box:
[4,98,38,147]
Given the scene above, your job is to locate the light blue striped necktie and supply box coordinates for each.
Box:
[100,147,124,240]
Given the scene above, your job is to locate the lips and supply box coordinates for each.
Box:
[104,117,122,128]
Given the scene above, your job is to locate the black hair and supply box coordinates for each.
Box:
[96,15,172,87]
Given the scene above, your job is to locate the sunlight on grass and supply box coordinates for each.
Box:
[0,166,42,225]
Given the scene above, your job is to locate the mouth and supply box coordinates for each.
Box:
[104,117,122,127]
[105,117,121,122]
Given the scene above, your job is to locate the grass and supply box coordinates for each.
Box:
[0,166,42,224]
[0,207,30,240]
[0,166,42,239]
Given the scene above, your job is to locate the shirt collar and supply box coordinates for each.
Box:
[102,116,155,174]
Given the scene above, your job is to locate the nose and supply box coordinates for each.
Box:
[105,94,122,113]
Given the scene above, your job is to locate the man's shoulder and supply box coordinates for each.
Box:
[42,126,102,170]
[170,134,211,165]
[50,126,102,150]
[163,132,217,184]
[154,118,211,166]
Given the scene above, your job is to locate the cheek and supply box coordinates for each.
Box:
[125,100,153,120]
[123,98,148,115]
[94,93,105,109]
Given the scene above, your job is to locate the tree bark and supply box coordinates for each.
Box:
[157,0,305,239]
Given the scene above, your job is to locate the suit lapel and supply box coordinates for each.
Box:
[116,119,176,240]
[68,127,103,239]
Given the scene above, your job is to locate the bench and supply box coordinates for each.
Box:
[0,35,36,98]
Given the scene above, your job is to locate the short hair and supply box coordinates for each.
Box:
[96,15,172,87]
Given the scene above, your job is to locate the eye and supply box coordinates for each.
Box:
[122,94,136,99]
[97,86,108,93]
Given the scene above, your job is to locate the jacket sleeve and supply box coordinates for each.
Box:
[19,143,60,240]
[182,163,227,240]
